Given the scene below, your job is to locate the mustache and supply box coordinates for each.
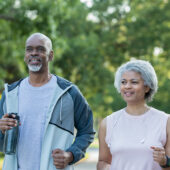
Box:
[28,56,42,62]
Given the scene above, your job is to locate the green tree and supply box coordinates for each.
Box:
[0,0,170,119]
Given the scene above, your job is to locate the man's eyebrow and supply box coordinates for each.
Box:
[37,45,46,48]
[26,45,45,49]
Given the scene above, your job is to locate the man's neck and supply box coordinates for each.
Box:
[28,72,52,87]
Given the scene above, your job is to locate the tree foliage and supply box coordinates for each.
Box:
[0,0,170,118]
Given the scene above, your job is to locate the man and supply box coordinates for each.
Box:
[0,33,95,170]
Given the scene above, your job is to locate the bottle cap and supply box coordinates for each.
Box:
[8,113,20,120]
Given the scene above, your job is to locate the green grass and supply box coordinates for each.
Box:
[0,157,3,170]
[0,153,4,170]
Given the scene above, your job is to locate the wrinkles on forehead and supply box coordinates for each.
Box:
[26,33,52,53]
[26,33,52,47]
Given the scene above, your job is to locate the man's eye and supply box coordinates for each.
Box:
[132,81,138,84]
[37,47,45,52]
[26,48,33,52]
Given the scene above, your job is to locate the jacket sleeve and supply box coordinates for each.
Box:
[0,91,5,152]
[66,85,95,164]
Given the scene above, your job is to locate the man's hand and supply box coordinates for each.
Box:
[151,146,166,166]
[52,148,73,169]
[0,113,18,134]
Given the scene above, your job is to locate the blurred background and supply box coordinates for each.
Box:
[0,0,170,169]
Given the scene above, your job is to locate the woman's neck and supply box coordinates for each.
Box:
[125,103,150,115]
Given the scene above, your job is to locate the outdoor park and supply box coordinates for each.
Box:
[0,0,170,169]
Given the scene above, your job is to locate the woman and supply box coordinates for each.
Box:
[97,60,170,170]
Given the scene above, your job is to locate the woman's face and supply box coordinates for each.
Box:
[120,71,149,104]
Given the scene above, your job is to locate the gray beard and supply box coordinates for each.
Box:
[28,64,42,72]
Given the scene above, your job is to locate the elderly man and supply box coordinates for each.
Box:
[0,33,95,170]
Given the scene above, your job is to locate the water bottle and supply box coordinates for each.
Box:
[3,113,20,155]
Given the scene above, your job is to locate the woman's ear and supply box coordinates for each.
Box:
[145,86,150,93]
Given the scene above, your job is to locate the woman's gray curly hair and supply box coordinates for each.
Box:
[114,59,158,102]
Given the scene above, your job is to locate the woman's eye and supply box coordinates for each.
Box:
[121,81,126,84]
[132,81,138,84]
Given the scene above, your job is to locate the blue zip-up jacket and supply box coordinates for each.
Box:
[0,75,95,170]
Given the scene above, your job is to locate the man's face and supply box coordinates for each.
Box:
[24,35,52,72]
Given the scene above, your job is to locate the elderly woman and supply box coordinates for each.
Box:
[97,60,170,170]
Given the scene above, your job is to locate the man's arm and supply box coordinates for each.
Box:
[0,91,5,151]
[66,85,95,164]
[0,91,17,152]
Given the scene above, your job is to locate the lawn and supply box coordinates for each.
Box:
[0,158,3,170]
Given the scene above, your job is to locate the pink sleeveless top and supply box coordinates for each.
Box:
[106,107,168,170]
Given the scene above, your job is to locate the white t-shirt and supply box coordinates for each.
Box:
[106,107,168,170]
[17,75,56,170]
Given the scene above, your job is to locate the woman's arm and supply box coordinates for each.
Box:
[151,117,170,170]
[162,117,170,170]
[97,118,112,170]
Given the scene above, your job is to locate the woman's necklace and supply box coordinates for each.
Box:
[125,106,150,116]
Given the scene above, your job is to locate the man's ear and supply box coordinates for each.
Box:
[48,51,53,61]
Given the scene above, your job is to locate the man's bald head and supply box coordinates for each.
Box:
[26,33,52,54]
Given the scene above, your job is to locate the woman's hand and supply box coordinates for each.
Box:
[151,146,166,166]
